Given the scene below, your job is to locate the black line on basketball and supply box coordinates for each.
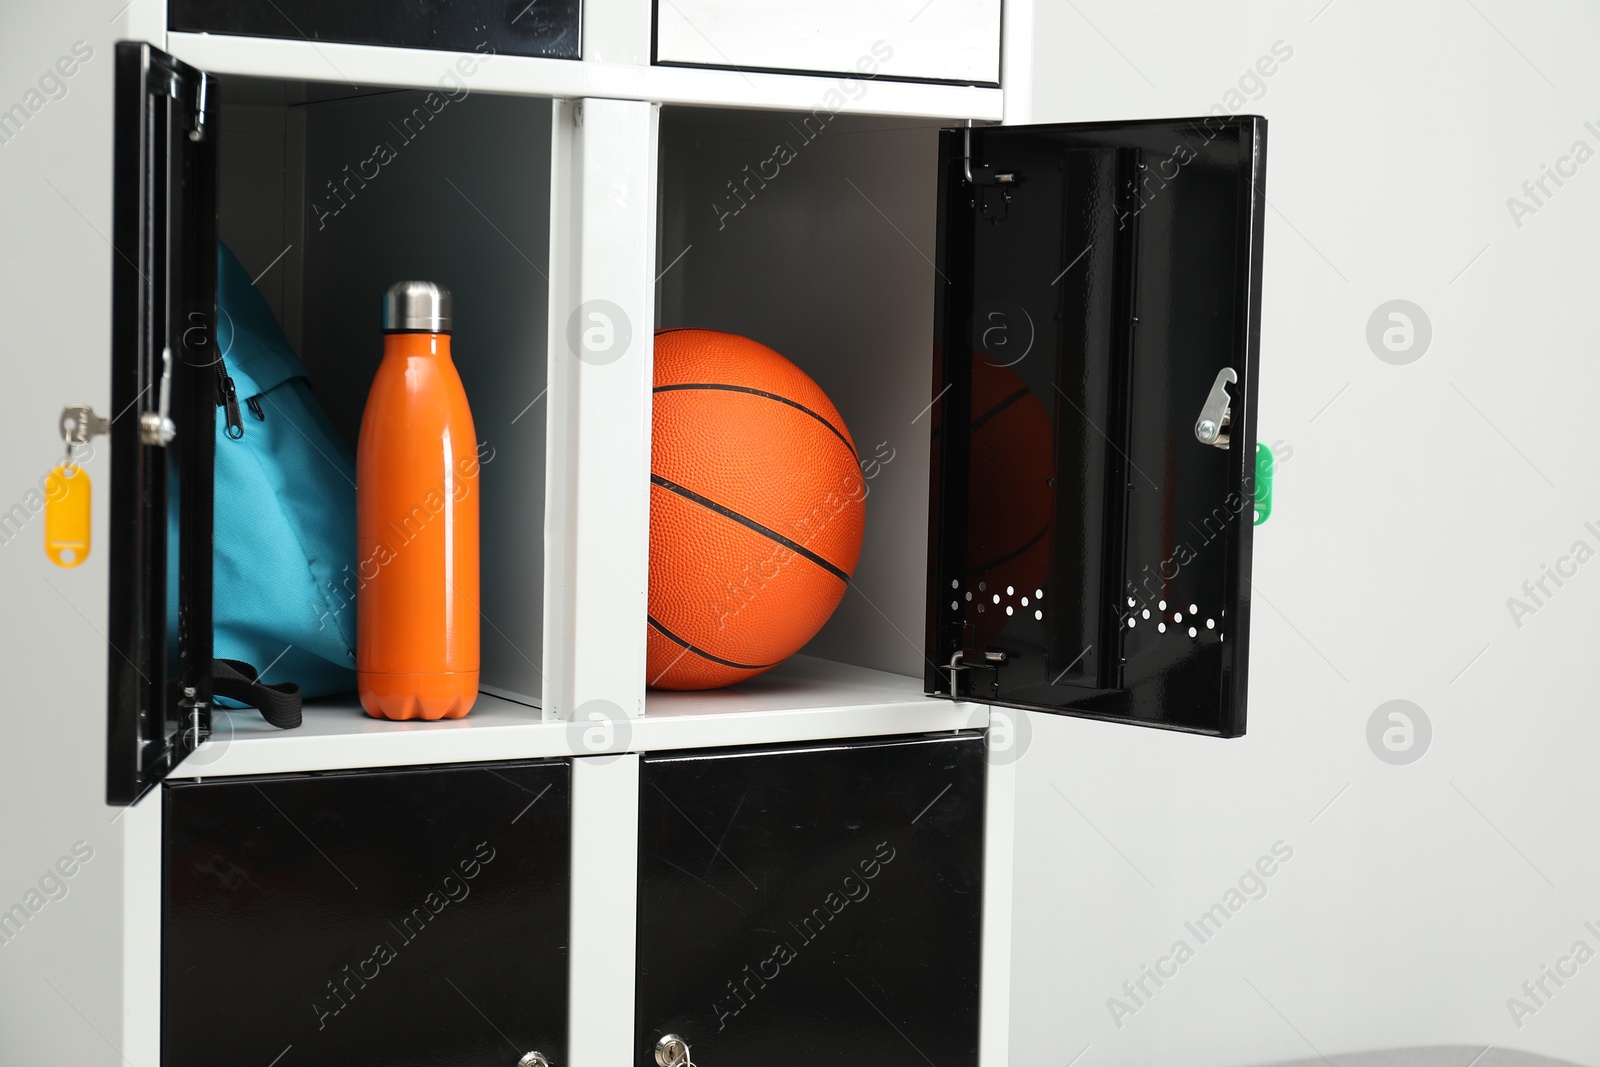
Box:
[650,474,851,584]
[649,615,776,671]
[653,382,856,459]
[970,385,1031,434]
[968,522,1050,577]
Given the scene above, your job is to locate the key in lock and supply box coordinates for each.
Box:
[45,404,111,568]
[655,1034,693,1067]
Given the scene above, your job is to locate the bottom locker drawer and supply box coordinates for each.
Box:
[636,732,987,1067]
[163,760,570,1067]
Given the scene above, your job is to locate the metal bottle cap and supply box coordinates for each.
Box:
[382,280,452,333]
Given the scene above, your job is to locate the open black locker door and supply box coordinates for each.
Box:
[926,116,1267,738]
[107,42,218,804]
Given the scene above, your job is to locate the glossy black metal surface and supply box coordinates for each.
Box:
[636,733,985,1067]
[926,117,1268,738]
[108,43,217,806]
[169,0,581,61]
[164,760,571,1066]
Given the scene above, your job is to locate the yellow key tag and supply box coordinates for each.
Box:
[44,463,91,568]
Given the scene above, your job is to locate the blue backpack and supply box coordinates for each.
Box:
[171,244,360,723]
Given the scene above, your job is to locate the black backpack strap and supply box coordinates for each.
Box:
[213,658,302,730]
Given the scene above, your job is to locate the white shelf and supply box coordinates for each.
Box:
[166,32,1005,120]
[173,655,987,779]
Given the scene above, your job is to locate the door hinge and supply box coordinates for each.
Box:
[944,649,1008,699]
[179,686,211,751]
[962,122,1021,222]
[189,74,208,142]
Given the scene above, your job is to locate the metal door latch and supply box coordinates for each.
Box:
[140,346,177,446]
[1194,367,1237,448]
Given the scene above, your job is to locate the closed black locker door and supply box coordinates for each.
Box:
[163,760,571,1067]
[636,733,987,1067]
[927,116,1269,737]
[167,0,583,60]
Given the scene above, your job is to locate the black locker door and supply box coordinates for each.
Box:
[107,41,218,804]
[167,0,583,60]
[635,733,987,1067]
[926,116,1269,737]
[163,760,571,1067]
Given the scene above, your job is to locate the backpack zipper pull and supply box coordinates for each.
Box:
[215,365,245,440]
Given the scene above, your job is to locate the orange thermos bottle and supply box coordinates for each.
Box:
[357,281,480,720]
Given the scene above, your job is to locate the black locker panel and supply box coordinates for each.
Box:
[169,0,581,60]
[107,42,218,805]
[636,733,986,1067]
[927,116,1268,738]
[163,761,570,1067]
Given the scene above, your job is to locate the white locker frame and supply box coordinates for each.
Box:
[0,0,1035,1061]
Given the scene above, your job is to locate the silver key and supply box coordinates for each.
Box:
[59,404,109,465]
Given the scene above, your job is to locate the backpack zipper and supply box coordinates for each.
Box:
[214,364,245,440]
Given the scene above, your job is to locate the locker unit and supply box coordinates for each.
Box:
[0,1,1267,1063]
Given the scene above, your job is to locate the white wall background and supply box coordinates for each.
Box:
[1011,1,1600,1065]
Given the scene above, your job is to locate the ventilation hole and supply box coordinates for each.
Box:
[1035,610,1043,621]
[1159,599,1167,611]
[59,548,75,564]
[1206,618,1215,630]
[978,604,986,613]
[1174,611,1183,622]
[951,579,959,589]
[1037,589,1045,599]
[1189,603,1198,614]
[1126,596,1135,607]
[1007,585,1015,595]
[979,582,987,591]
[1188,626,1198,638]
[992,594,1000,604]
[1020,596,1029,606]
[1158,622,1166,633]
[951,600,959,611]
[1141,609,1150,620]
[965,592,972,601]
[1127,617,1136,628]
[1006,606,1014,616]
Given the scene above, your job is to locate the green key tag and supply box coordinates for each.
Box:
[1254,442,1274,526]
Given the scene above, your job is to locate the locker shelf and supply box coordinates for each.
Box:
[173,655,984,779]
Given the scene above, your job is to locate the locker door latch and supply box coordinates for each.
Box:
[1194,367,1237,448]
[140,346,177,446]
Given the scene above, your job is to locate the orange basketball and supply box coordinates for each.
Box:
[648,329,865,689]
[964,358,1054,647]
